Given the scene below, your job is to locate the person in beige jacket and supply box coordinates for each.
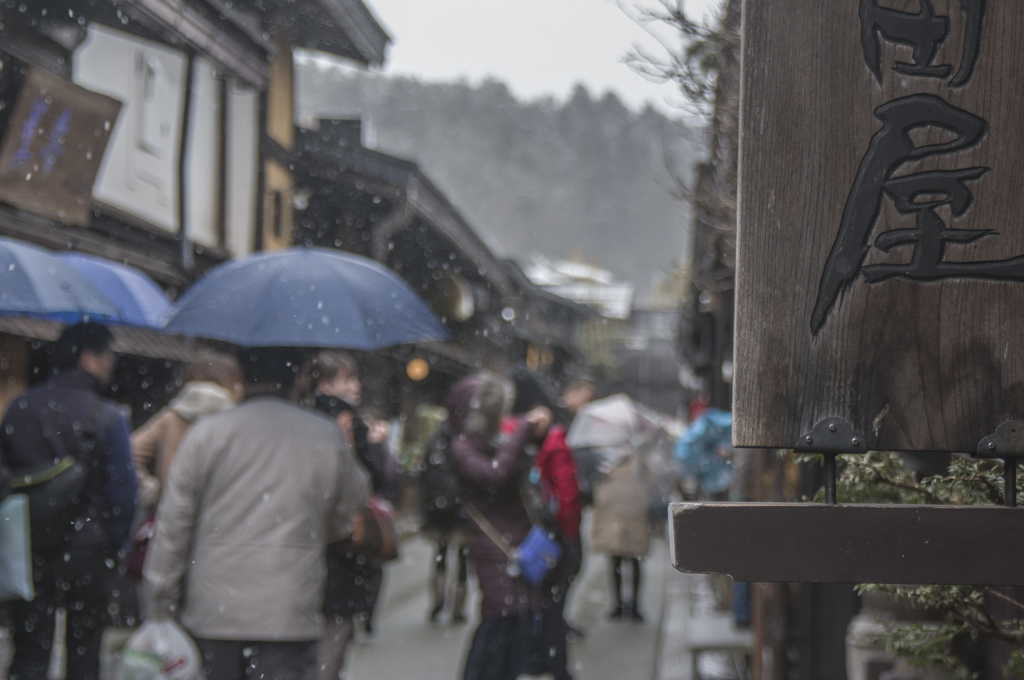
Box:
[143,347,370,680]
[591,453,651,623]
[131,353,244,510]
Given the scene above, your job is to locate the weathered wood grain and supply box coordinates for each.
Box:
[0,67,121,227]
[735,0,1024,452]
[671,502,1024,584]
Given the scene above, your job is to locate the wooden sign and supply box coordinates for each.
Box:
[735,0,1024,452]
[0,67,121,226]
[671,502,1024,585]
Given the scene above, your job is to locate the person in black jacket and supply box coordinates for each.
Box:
[0,460,9,503]
[303,351,399,680]
[0,322,136,680]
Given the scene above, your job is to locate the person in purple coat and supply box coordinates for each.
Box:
[446,372,551,680]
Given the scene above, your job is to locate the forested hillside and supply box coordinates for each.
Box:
[297,63,702,297]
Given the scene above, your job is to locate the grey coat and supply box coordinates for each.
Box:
[143,396,369,641]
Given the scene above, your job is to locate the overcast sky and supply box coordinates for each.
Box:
[343,0,722,117]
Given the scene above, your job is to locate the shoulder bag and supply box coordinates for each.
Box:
[462,501,561,586]
[348,495,400,567]
[8,403,113,550]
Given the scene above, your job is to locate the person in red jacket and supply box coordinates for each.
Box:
[507,365,584,680]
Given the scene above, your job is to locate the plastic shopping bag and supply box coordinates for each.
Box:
[117,619,203,680]
[0,494,34,602]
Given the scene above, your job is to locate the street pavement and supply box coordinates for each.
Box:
[346,533,666,680]
[345,510,752,680]
[0,512,751,680]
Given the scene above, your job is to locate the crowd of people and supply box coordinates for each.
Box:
[0,321,661,680]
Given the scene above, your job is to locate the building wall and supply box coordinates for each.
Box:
[266,37,294,152]
[262,35,294,251]
[224,81,259,257]
[262,160,293,251]
[185,58,259,257]
[185,57,222,249]
[73,24,187,233]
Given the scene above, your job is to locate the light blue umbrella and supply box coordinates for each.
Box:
[0,238,118,323]
[56,252,171,328]
[162,247,451,349]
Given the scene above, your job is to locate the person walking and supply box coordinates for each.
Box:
[130,353,243,511]
[0,322,137,680]
[143,347,369,680]
[415,402,472,625]
[506,366,583,680]
[447,372,552,680]
[592,453,651,622]
[303,351,399,680]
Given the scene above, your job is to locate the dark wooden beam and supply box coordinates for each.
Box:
[117,0,269,88]
[670,502,1024,585]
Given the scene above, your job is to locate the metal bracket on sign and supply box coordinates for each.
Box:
[795,417,868,505]
[976,421,1024,507]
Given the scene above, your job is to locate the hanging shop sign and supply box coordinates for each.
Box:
[670,0,1024,586]
[733,0,1023,454]
[0,66,122,227]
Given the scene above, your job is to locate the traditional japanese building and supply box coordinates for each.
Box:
[0,0,388,419]
[293,118,589,412]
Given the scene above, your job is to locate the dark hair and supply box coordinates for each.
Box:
[52,322,113,372]
[566,376,595,391]
[237,346,304,392]
[183,353,244,393]
[508,364,555,415]
[295,351,359,406]
[308,351,358,385]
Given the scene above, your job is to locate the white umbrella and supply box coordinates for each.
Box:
[567,394,675,495]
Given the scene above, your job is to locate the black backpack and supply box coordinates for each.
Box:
[8,404,112,550]
[420,423,463,526]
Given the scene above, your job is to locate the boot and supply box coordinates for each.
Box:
[451,583,468,624]
[429,572,446,622]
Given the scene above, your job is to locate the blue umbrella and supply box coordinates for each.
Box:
[56,253,171,328]
[162,248,451,349]
[0,238,118,323]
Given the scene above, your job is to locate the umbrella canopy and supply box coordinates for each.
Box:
[0,238,118,323]
[56,253,171,329]
[567,394,667,495]
[566,394,661,450]
[162,247,451,349]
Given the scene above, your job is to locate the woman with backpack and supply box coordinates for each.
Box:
[416,403,473,624]
[446,372,552,680]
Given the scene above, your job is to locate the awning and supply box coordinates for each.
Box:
[0,318,194,362]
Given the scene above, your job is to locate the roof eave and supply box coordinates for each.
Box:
[309,0,389,66]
